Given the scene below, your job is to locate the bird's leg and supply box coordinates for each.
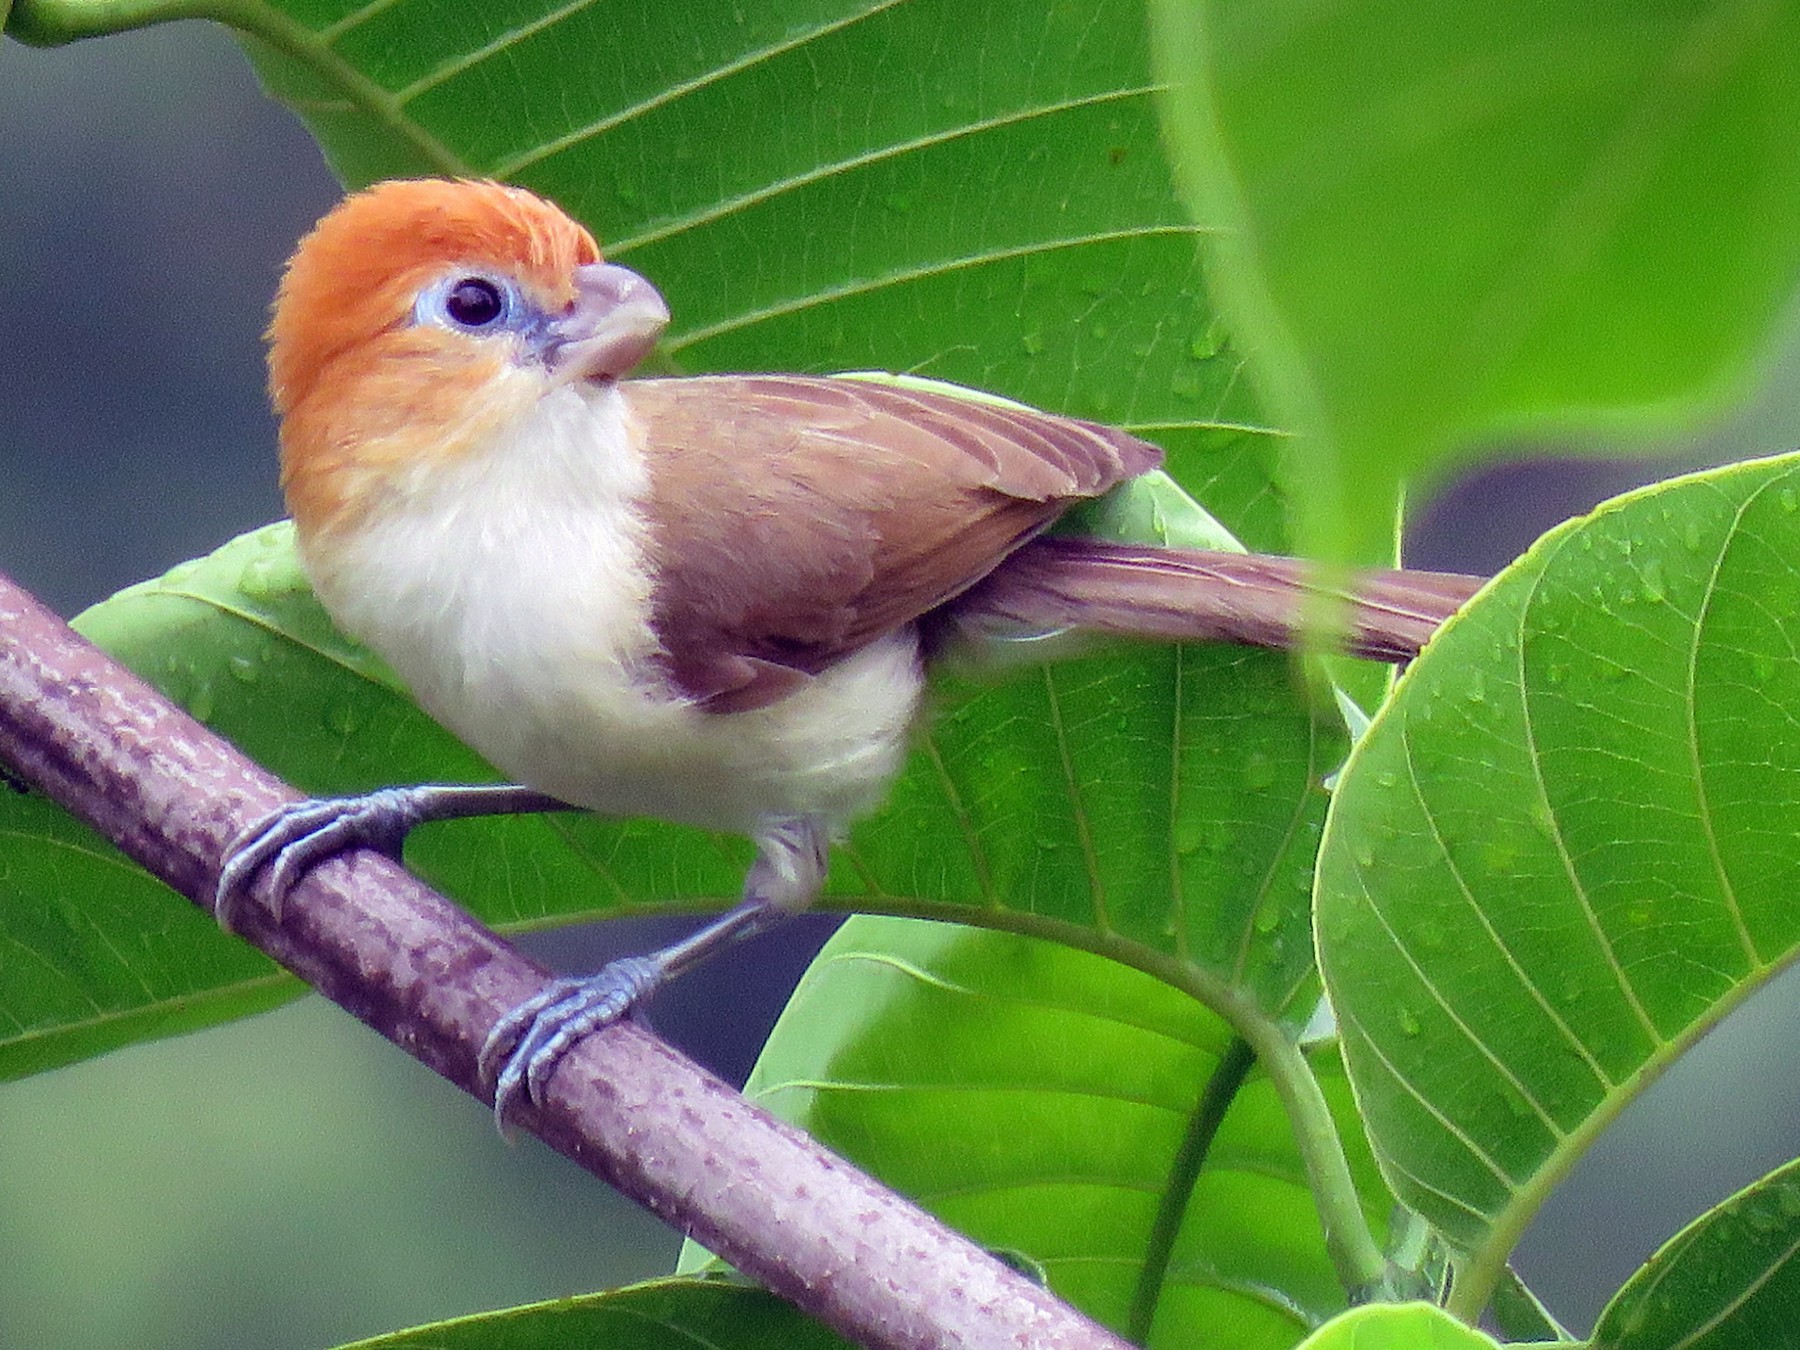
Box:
[215,783,578,931]
[480,815,831,1126]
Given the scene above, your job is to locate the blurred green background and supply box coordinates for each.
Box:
[6,16,1800,1348]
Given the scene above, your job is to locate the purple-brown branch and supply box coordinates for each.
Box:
[0,569,1132,1350]
[0,554,1481,1348]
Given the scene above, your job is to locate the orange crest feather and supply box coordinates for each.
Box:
[269,179,601,535]
[269,178,599,420]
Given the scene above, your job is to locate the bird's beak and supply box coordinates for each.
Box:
[545,262,670,383]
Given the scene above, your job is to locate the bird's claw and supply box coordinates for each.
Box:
[214,789,427,931]
[480,955,666,1129]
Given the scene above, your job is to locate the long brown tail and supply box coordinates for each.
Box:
[955,537,1485,663]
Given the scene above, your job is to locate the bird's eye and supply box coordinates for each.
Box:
[444,277,507,328]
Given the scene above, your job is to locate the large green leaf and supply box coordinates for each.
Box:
[1316,451,1800,1316]
[1591,1154,1800,1350]
[338,1278,847,1349]
[1152,0,1800,561]
[0,783,296,1081]
[9,0,1288,551]
[685,917,1391,1348]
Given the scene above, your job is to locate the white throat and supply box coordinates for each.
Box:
[309,380,660,704]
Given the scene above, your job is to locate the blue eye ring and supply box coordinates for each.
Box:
[417,272,519,333]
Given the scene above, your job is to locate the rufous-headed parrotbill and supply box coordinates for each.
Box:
[219,178,1478,1120]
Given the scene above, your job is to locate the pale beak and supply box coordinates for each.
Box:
[545,262,670,382]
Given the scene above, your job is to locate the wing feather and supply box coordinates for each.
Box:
[621,374,1160,708]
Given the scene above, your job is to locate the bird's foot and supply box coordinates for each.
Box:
[214,787,430,931]
[479,956,667,1127]
[474,894,793,1129]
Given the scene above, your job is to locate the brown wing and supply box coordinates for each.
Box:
[621,374,1161,710]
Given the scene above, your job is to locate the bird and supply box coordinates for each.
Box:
[217,177,1480,1123]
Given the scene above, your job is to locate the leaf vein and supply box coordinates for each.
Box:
[1397,721,1616,1089]
[1516,554,1665,1045]
[1043,669,1109,934]
[1166,647,1188,963]
[810,949,1216,1051]
[1236,714,1325,1006]
[603,84,1163,253]
[663,225,1205,351]
[391,0,614,104]
[1662,1226,1800,1349]
[486,0,908,176]
[1686,480,1769,969]
[919,733,997,908]
[1339,999,1521,1198]
[1352,750,1578,1138]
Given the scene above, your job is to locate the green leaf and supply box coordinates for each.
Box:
[684,916,1391,1347]
[1489,1266,1576,1344]
[1292,1303,1497,1350]
[0,782,297,1083]
[1591,1154,1800,1350]
[9,0,1291,552]
[1151,0,1800,561]
[336,1278,847,1349]
[1316,451,1800,1315]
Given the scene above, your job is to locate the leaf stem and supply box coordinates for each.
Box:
[842,909,1395,1303]
[7,0,213,43]
[1129,1035,1258,1341]
[1234,1008,1391,1299]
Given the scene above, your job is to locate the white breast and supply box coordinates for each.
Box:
[302,382,923,837]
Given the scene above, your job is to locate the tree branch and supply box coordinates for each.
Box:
[0,569,1132,1350]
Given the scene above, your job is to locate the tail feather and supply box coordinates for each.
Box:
[954,537,1484,663]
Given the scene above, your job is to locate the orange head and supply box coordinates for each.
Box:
[269,178,668,538]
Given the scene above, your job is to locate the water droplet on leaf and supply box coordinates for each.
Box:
[1190,320,1226,361]
[1241,752,1276,791]
[238,558,277,600]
